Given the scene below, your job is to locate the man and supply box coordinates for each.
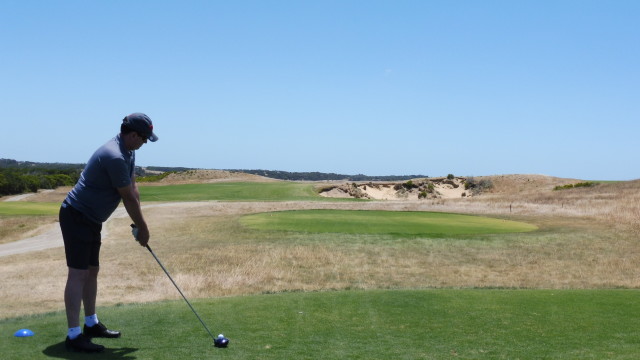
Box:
[59,113,158,352]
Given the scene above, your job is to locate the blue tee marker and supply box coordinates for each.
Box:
[14,329,34,337]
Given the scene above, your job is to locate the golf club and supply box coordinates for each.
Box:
[131,224,229,348]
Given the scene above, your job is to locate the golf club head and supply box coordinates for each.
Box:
[214,335,229,348]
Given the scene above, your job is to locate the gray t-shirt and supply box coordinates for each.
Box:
[65,134,135,224]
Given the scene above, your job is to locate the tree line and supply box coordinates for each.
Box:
[0,158,429,196]
[0,159,84,196]
[229,169,428,182]
[0,168,81,196]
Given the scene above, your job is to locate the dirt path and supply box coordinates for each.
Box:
[2,189,55,202]
[0,223,62,256]
[0,206,126,258]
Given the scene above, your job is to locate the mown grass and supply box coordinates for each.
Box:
[138,182,343,202]
[0,202,59,216]
[2,289,639,360]
[240,210,537,237]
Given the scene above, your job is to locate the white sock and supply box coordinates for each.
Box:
[85,314,99,327]
[68,326,82,340]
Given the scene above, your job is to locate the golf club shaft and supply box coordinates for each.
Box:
[145,244,217,342]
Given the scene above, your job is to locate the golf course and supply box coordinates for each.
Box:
[1,172,640,359]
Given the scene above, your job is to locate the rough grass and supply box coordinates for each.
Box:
[473,177,640,234]
[0,216,57,245]
[1,176,640,320]
[2,203,636,320]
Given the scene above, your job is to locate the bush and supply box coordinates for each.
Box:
[465,177,493,194]
[0,167,81,196]
[403,180,417,189]
[553,182,597,191]
[447,174,455,180]
[137,172,174,183]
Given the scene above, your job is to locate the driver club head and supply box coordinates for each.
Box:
[214,334,229,348]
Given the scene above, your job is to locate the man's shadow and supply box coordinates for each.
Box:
[43,341,138,359]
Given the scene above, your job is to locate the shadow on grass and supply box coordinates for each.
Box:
[43,341,138,359]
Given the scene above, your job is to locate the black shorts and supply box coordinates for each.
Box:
[59,202,102,270]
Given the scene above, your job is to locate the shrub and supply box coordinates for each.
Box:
[553,182,597,191]
[137,172,174,183]
[403,180,417,189]
[465,177,493,194]
[447,174,455,180]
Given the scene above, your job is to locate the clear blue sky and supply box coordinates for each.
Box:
[1,1,638,180]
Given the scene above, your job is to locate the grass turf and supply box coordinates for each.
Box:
[139,182,336,202]
[2,183,636,358]
[0,202,59,216]
[240,210,537,237]
[2,289,639,359]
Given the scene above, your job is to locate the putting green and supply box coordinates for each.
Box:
[240,210,537,237]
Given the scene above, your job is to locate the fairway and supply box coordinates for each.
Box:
[0,202,59,216]
[240,210,537,237]
[2,289,639,359]
[139,182,334,202]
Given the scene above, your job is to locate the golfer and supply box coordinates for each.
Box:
[59,113,158,352]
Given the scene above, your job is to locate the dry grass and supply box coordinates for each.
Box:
[0,187,68,245]
[152,169,277,185]
[1,174,639,320]
[0,216,56,245]
[466,177,640,233]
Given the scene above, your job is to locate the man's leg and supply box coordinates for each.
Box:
[83,266,99,317]
[60,204,105,352]
[65,267,89,329]
[82,264,121,338]
[64,266,105,353]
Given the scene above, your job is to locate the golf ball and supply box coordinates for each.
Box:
[218,334,224,338]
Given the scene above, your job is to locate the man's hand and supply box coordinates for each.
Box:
[136,225,150,246]
[118,182,150,247]
[131,224,150,246]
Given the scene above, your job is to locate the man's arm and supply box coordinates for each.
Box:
[117,178,149,246]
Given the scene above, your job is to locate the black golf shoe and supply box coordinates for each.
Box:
[65,334,105,353]
[84,322,121,338]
